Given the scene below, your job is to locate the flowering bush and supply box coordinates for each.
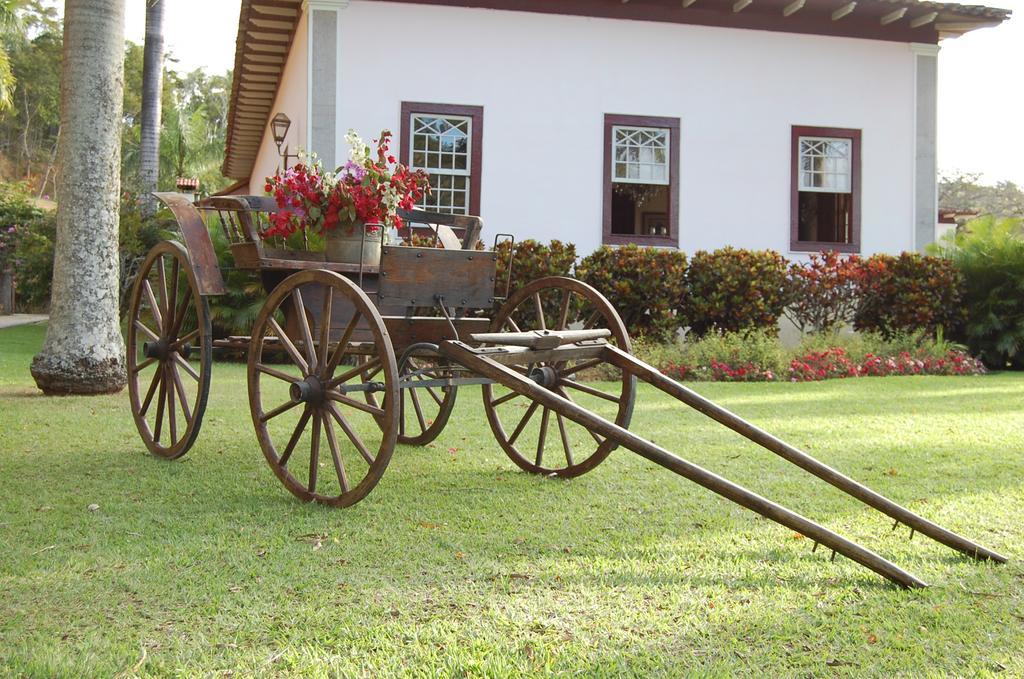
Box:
[785,251,863,333]
[262,130,430,240]
[684,247,793,337]
[576,245,688,342]
[494,239,578,299]
[788,348,860,381]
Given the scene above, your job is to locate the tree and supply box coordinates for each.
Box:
[939,171,1024,219]
[0,0,20,111]
[139,0,162,214]
[30,0,126,394]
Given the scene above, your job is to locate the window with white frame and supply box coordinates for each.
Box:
[603,116,678,246]
[792,126,861,251]
[613,126,670,185]
[799,137,852,193]
[409,114,472,215]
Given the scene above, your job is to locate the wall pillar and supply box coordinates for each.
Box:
[305,0,346,168]
[911,43,940,252]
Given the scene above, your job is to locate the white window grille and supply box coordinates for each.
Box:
[798,137,852,193]
[612,126,670,185]
[409,114,472,214]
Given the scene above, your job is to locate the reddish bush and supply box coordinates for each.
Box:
[576,244,688,342]
[853,253,965,338]
[786,252,863,333]
[684,247,792,337]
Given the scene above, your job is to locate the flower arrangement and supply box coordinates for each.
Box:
[262,130,430,241]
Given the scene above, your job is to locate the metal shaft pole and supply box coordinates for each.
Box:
[441,341,927,588]
[601,345,1007,564]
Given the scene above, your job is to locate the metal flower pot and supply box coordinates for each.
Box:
[324,222,384,266]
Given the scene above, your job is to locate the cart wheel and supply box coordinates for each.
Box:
[482,276,635,478]
[127,241,212,459]
[248,270,399,507]
[395,342,458,446]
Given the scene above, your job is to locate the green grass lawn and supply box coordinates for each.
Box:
[1,322,1022,677]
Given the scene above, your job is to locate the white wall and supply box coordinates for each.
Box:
[249,11,309,193]
[334,1,917,256]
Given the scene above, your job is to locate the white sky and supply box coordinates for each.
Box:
[59,1,1024,186]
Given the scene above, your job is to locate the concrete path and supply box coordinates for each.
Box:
[0,314,48,330]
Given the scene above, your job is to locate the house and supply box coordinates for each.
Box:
[220,0,1009,256]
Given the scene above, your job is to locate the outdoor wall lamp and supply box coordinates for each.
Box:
[270,112,299,170]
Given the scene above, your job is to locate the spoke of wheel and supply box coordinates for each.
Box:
[326,391,387,418]
[408,384,427,432]
[360,359,384,382]
[140,366,162,416]
[293,288,317,372]
[308,414,321,494]
[536,407,551,467]
[169,361,192,422]
[167,365,178,444]
[321,411,350,493]
[132,357,157,374]
[582,310,602,330]
[134,319,160,342]
[559,358,605,379]
[156,257,169,328]
[171,328,200,349]
[323,311,361,380]
[505,317,522,333]
[142,280,164,334]
[557,378,621,404]
[556,413,575,466]
[398,395,406,437]
[278,407,312,468]
[153,372,167,443]
[326,402,375,465]
[491,390,521,407]
[326,354,378,391]
[172,353,200,381]
[318,286,333,374]
[168,258,180,337]
[167,285,192,341]
[508,401,540,446]
[533,293,546,331]
[557,290,572,331]
[268,316,309,375]
[257,363,301,384]
[555,386,605,445]
[260,397,302,423]
[423,382,444,407]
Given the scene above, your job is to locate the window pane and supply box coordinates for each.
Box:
[611,125,670,186]
[798,136,852,194]
[611,182,670,236]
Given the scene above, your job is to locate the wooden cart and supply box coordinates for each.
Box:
[126,192,1006,589]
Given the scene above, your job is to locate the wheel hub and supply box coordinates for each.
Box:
[143,339,169,360]
[290,376,326,406]
[528,365,559,389]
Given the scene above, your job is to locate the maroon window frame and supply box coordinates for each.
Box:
[399,102,484,217]
[790,125,861,254]
[603,114,680,248]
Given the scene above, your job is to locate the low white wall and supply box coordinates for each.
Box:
[333,2,917,256]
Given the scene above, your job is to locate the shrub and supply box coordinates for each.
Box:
[494,239,577,301]
[9,213,56,312]
[932,216,1024,368]
[576,244,687,342]
[684,247,792,337]
[785,251,862,334]
[853,252,964,339]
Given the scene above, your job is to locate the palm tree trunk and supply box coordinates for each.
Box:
[31,0,127,394]
[139,0,163,215]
